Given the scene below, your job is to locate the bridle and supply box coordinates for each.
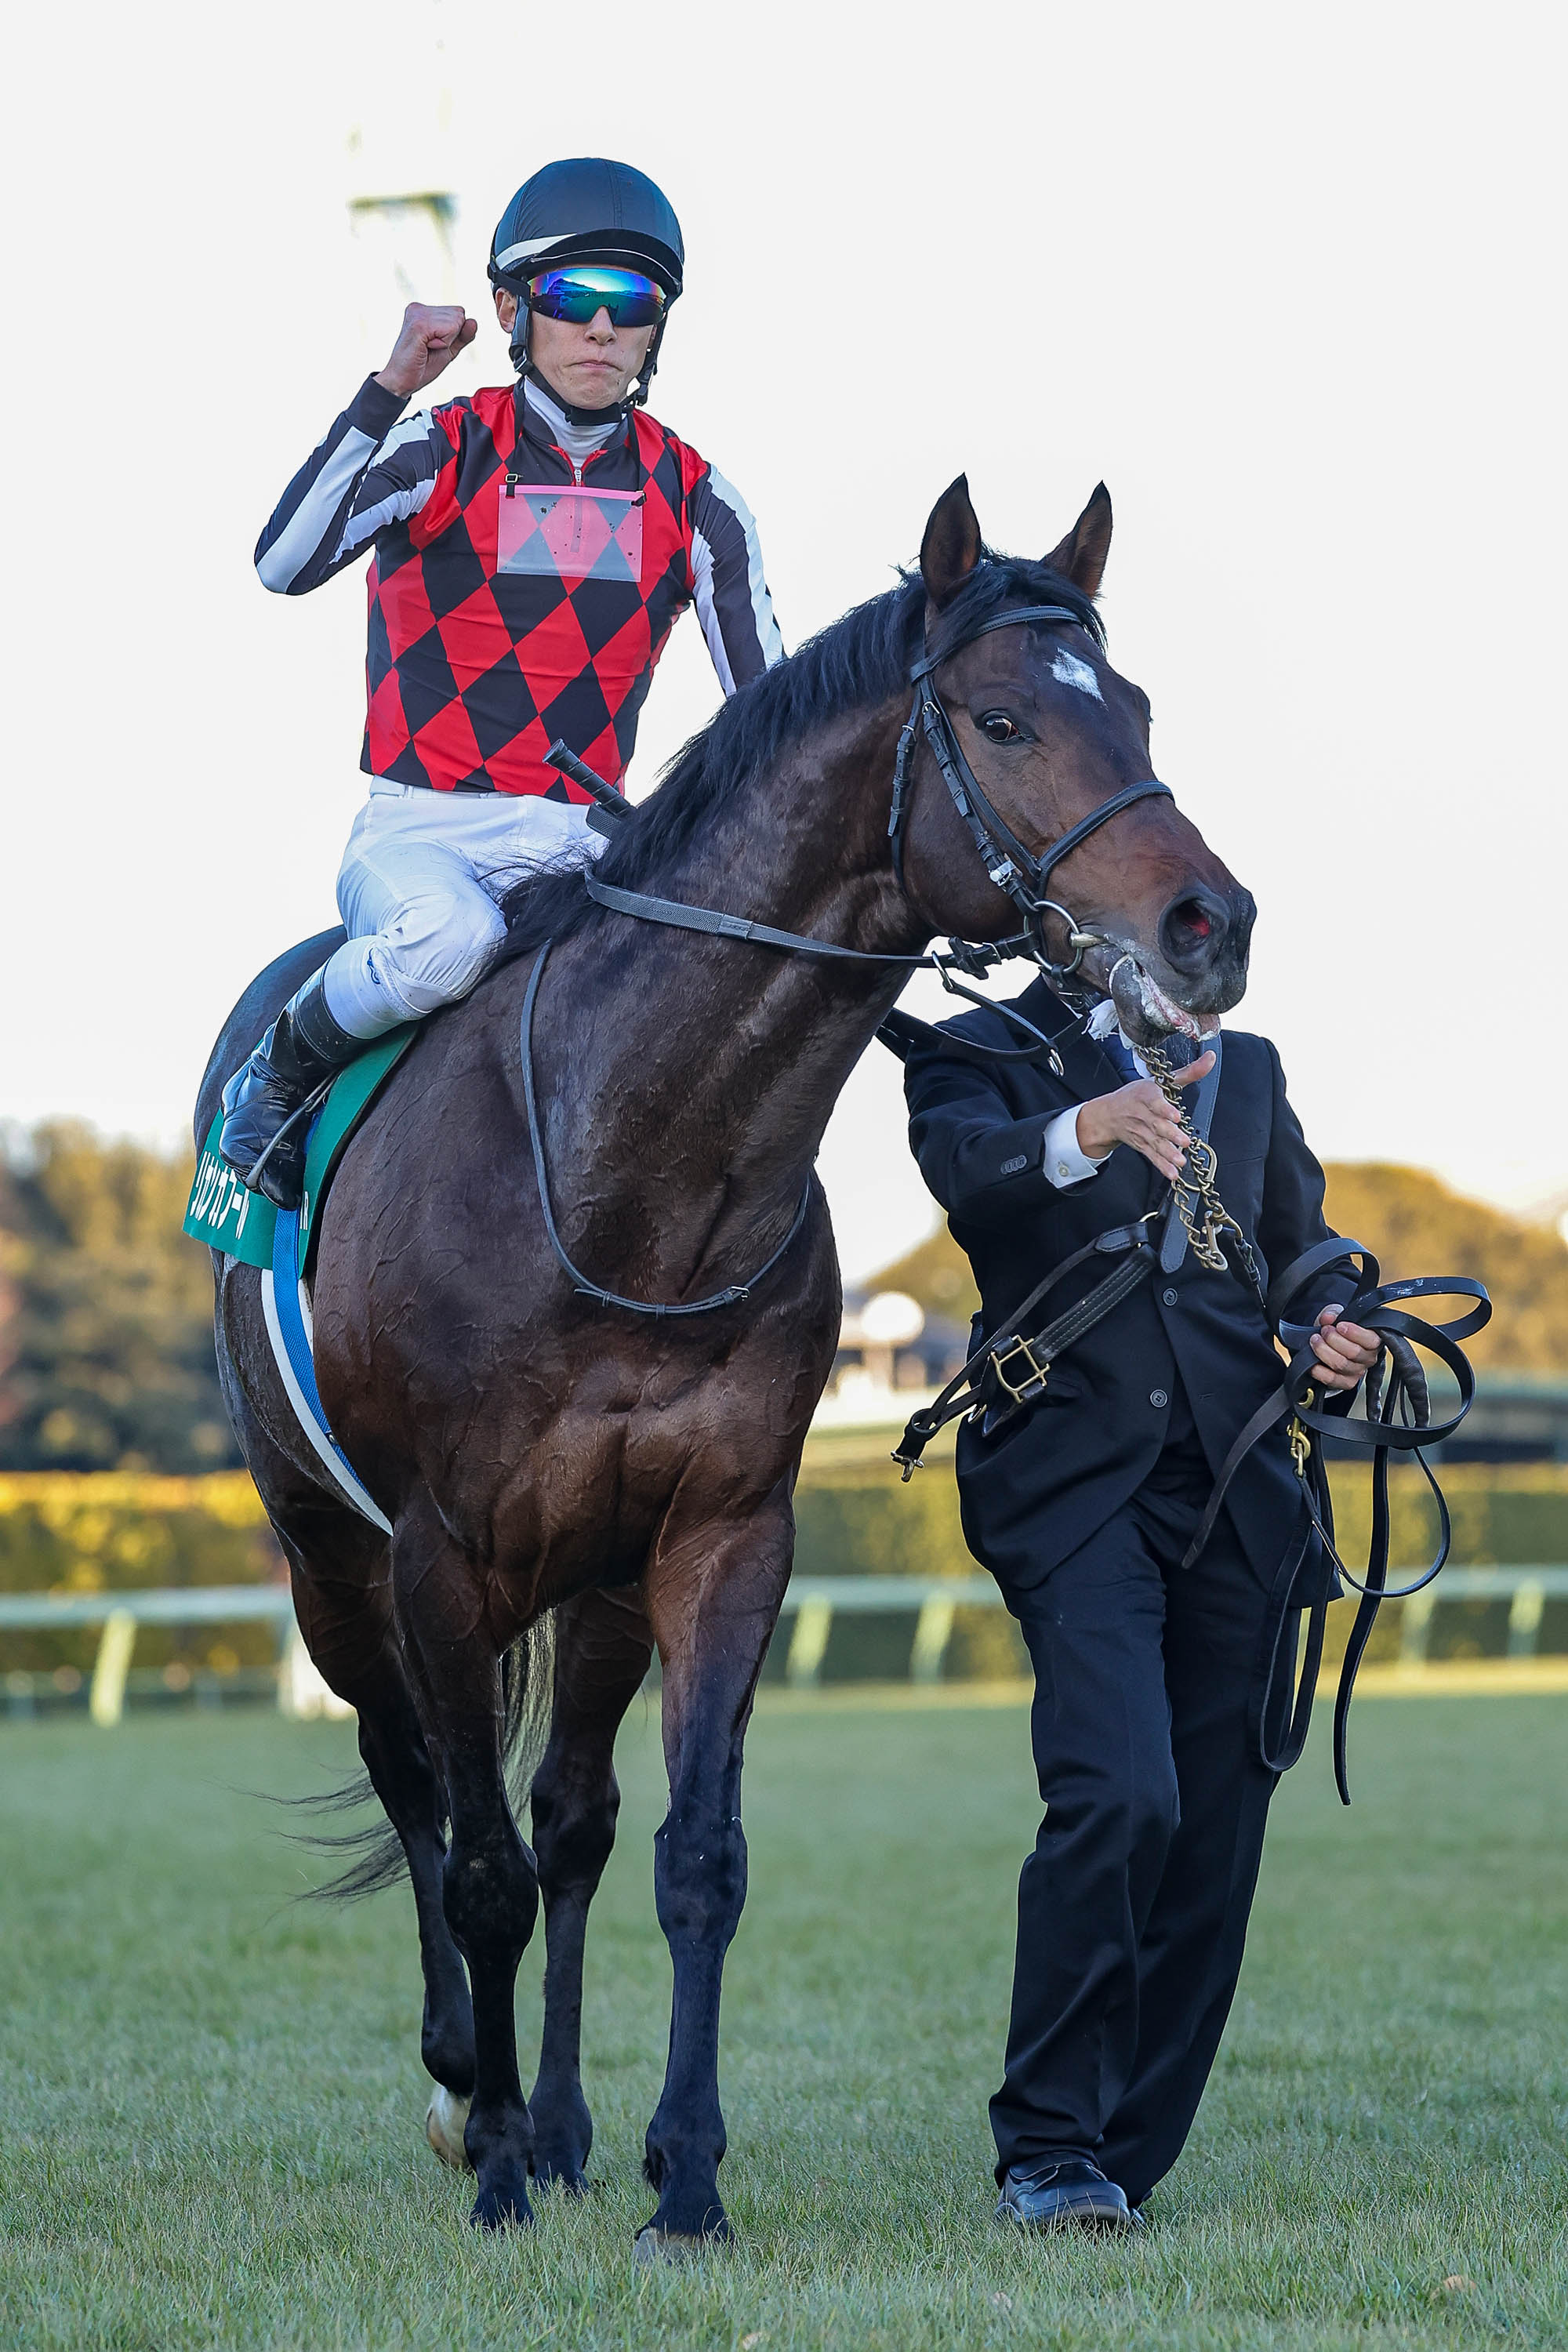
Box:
[524,593,1185,1316]
[888,604,1174,989]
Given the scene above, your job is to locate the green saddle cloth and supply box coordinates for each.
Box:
[183,1027,416,1271]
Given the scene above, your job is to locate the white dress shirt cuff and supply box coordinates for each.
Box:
[1042,1107,1107,1189]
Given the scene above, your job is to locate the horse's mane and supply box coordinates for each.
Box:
[494,549,1105,964]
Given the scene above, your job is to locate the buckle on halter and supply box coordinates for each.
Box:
[989,1333,1051,1406]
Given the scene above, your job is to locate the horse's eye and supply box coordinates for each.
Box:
[980,713,1020,744]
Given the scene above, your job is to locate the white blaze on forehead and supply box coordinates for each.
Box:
[1051,648,1103,702]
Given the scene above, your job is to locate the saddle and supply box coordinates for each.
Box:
[183,1025,415,1274]
[184,1021,418,1533]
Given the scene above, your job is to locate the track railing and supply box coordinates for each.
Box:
[3,1568,1568,1717]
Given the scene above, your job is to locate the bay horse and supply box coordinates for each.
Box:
[199,478,1254,2251]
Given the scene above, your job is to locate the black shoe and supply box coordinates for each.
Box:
[995,2158,1132,2234]
[219,973,362,1209]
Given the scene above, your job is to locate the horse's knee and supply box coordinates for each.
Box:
[443,1826,539,1962]
[531,1762,621,1896]
[652,1805,748,1949]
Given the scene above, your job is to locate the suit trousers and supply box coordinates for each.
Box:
[989,1432,1293,2209]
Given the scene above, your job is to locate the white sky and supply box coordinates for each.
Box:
[4,0,1564,1279]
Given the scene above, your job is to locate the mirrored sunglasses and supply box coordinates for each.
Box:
[525,267,667,328]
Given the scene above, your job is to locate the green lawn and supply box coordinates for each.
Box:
[2,1693,1565,2350]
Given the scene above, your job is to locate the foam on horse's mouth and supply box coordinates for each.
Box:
[1108,956,1206,1042]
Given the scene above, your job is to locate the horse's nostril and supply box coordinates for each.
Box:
[1162,891,1229,966]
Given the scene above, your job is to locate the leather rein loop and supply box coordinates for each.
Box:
[1181,1240,1491,1801]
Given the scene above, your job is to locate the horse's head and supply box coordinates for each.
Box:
[899,477,1254,1045]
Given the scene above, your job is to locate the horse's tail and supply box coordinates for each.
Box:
[503,1606,558,1818]
[285,1613,558,1902]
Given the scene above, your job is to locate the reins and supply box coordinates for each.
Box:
[1198,1241,1490,1798]
[520,942,814,1315]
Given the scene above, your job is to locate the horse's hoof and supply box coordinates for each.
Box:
[469,2173,534,2231]
[632,2224,720,2266]
[425,2084,474,2172]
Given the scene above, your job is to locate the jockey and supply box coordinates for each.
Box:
[221,156,783,1206]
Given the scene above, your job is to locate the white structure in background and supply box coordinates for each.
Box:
[343,0,459,354]
[279,1629,354,1720]
[823,1289,929,1424]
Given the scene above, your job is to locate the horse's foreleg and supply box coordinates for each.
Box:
[637,1494,792,2252]
[528,1585,654,2191]
[394,1510,539,2229]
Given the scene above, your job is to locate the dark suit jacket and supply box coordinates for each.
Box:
[902,977,1352,1592]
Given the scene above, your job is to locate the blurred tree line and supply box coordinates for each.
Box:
[876,1161,1568,1374]
[0,1123,1563,1477]
[0,1123,237,1475]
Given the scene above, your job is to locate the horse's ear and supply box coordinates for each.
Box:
[1044,483,1113,598]
[920,476,983,609]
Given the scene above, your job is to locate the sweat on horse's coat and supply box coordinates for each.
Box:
[199,477,1254,2249]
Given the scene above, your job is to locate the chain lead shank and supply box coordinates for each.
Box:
[1142,1041,1263,1292]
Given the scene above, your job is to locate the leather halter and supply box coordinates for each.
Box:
[888,604,1174,985]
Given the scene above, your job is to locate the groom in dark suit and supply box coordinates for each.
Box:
[902,977,1378,2232]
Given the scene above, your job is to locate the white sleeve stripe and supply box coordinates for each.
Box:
[336,472,437,557]
[256,408,447,590]
[689,527,735,696]
[256,423,379,591]
[702,466,785,668]
[363,408,445,466]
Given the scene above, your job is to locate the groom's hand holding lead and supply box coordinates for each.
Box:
[1072,1049,1380,1391]
[1074,1048,1216,1182]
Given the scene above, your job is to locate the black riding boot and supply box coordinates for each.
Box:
[218,972,363,1209]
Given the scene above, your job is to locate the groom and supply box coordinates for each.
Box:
[902,983,1377,2229]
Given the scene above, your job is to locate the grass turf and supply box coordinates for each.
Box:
[1,1692,1564,2349]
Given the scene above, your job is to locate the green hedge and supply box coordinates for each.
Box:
[2,1461,1563,1684]
[0,1475,282,1675]
[791,1458,1568,1679]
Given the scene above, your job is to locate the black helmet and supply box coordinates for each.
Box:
[488,158,684,402]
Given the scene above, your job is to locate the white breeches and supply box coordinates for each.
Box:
[322,780,601,1039]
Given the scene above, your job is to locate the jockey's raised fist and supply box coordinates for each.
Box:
[376,303,479,399]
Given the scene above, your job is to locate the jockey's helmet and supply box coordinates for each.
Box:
[488,158,684,402]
